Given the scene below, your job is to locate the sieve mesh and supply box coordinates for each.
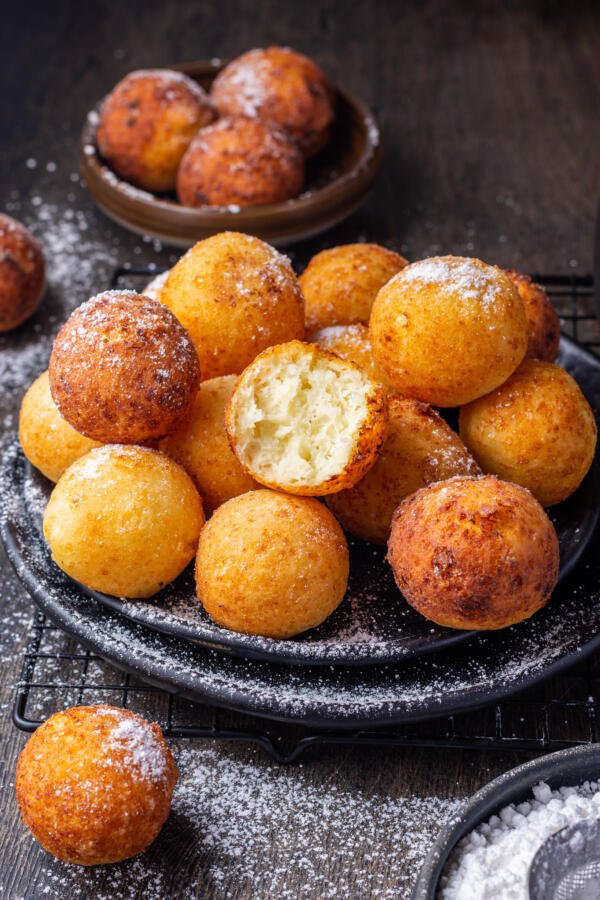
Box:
[530,820,600,900]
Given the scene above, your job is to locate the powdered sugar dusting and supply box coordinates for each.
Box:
[106,714,170,783]
[213,51,276,118]
[68,444,158,482]
[398,256,505,309]
[172,746,462,897]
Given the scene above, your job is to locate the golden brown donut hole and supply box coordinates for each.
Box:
[43,445,204,599]
[160,232,305,380]
[310,323,390,386]
[16,705,177,865]
[177,117,304,208]
[0,213,45,332]
[387,475,559,630]
[49,290,200,444]
[370,256,528,407]
[159,374,259,513]
[19,371,102,482]
[505,269,560,362]
[211,46,335,158]
[459,359,597,506]
[300,243,408,332]
[96,68,216,192]
[327,396,480,544]
[196,489,349,638]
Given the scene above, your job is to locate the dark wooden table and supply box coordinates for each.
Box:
[1,2,599,897]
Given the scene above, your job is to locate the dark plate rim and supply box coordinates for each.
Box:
[82,584,477,667]
[411,743,600,899]
[5,506,600,731]
[4,497,600,730]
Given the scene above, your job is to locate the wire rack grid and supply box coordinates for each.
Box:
[11,272,600,764]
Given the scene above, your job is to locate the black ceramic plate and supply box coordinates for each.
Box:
[3,437,600,729]
[412,744,600,899]
[19,462,476,666]
[12,333,600,667]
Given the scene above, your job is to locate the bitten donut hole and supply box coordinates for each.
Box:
[232,345,371,488]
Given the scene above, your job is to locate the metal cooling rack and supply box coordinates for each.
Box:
[11,272,600,763]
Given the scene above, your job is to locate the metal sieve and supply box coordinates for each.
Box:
[529,818,600,900]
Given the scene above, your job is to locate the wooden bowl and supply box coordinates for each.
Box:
[79,59,383,247]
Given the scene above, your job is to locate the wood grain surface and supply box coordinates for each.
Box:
[0,1,599,897]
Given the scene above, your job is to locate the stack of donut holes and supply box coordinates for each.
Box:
[95,46,335,208]
[20,232,597,639]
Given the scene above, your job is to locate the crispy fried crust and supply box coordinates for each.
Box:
[300,243,408,332]
[96,68,216,192]
[19,371,102,482]
[459,359,597,506]
[211,46,335,157]
[310,323,391,387]
[16,705,178,865]
[49,290,200,444]
[505,269,560,362]
[159,375,259,513]
[196,490,349,638]
[0,213,45,331]
[43,445,204,599]
[327,396,480,544]
[177,116,304,208]
[225,340,388,496]
[370,256,528,407]
[387,475,559,630]
[160,232,305,380]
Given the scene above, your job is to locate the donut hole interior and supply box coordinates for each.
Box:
[233,348,370,487]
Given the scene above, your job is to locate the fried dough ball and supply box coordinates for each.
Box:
[143,268,170,301]
[370,256,528,407]
[160,232,305,380]
[16,705,177,865]
[0,213,45,331]
[96,69,216,192]
[211,46,335,157]
[310,323,389,386]
[43,445,204,598]
[387,475,559,630]
[226,340,388,496]
[177,117,304,208]
[505,269,560,362]
[459,360,597,506]
[19,371,101,482]
[159,375,258,513]
[196,490,349,638]
[300,243,408,332]
[327,397,480,544]
[49,290,200,444]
